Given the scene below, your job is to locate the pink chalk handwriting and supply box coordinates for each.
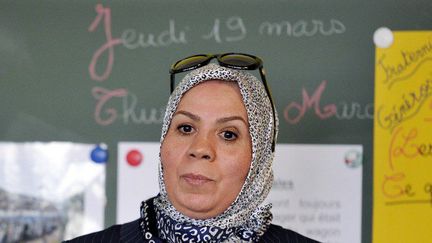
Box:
[88,4,122,81]
[92,87,128,125]
[283,80,337,124]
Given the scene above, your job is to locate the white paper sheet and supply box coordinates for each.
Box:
[266,144,362,243]
[116,142,159,224]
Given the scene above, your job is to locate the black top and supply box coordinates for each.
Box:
[64,198,320,243]
[64,219,320,243]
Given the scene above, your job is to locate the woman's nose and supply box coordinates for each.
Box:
[188,133,216,161]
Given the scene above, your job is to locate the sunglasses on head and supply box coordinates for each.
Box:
[169,53,276,152]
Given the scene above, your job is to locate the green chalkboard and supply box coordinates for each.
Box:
[1,1,432,242]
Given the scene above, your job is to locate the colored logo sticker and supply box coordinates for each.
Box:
[344,149,362,168]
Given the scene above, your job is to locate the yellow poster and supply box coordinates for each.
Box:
[374,31,432,243]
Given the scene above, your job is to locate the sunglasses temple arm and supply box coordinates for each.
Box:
[170,73,175,93]
[259,67,276,152]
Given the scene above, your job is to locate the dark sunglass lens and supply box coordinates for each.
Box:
[173,56,209,71]
[219,54,257,67]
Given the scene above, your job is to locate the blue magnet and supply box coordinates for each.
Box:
[90,144,108,163]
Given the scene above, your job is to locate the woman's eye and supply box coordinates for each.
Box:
[178,125,193,134]
[221,131,238,141]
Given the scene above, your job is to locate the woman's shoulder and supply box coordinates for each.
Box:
[62,224,122,243]
[63,219,143,243]
[261,224,321,243]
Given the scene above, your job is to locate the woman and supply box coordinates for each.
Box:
[65,54,319,242]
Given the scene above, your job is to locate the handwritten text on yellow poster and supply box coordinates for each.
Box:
[374,31,432,243]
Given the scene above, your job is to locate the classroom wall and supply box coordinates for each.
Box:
[1,1,432,242]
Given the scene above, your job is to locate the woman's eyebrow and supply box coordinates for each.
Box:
[217,116,248,126]
[173,110,200,121]
[174,111,248,126]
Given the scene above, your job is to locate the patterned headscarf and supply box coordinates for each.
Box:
[153,63,278,242]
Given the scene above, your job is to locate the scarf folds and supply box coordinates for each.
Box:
[155,204,270,243]
[139,199,272,243]
[153,63,278,242]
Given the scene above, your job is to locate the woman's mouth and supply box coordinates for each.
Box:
[181,173,213,186]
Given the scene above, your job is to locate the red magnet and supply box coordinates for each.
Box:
[126,149,143,167]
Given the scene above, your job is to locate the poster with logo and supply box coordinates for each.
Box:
[267,144,362,243]
[117,142,362,243]
[0,142,105,243]
[374,31,432,243]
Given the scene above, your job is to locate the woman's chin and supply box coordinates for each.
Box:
[175,194,224,219]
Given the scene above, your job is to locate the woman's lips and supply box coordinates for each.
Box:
[181,173,213,186]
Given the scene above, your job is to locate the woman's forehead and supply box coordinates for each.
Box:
[176,80,248,119]
[180,79,242,102]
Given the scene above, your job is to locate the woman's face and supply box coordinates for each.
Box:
[161,80,252,219]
